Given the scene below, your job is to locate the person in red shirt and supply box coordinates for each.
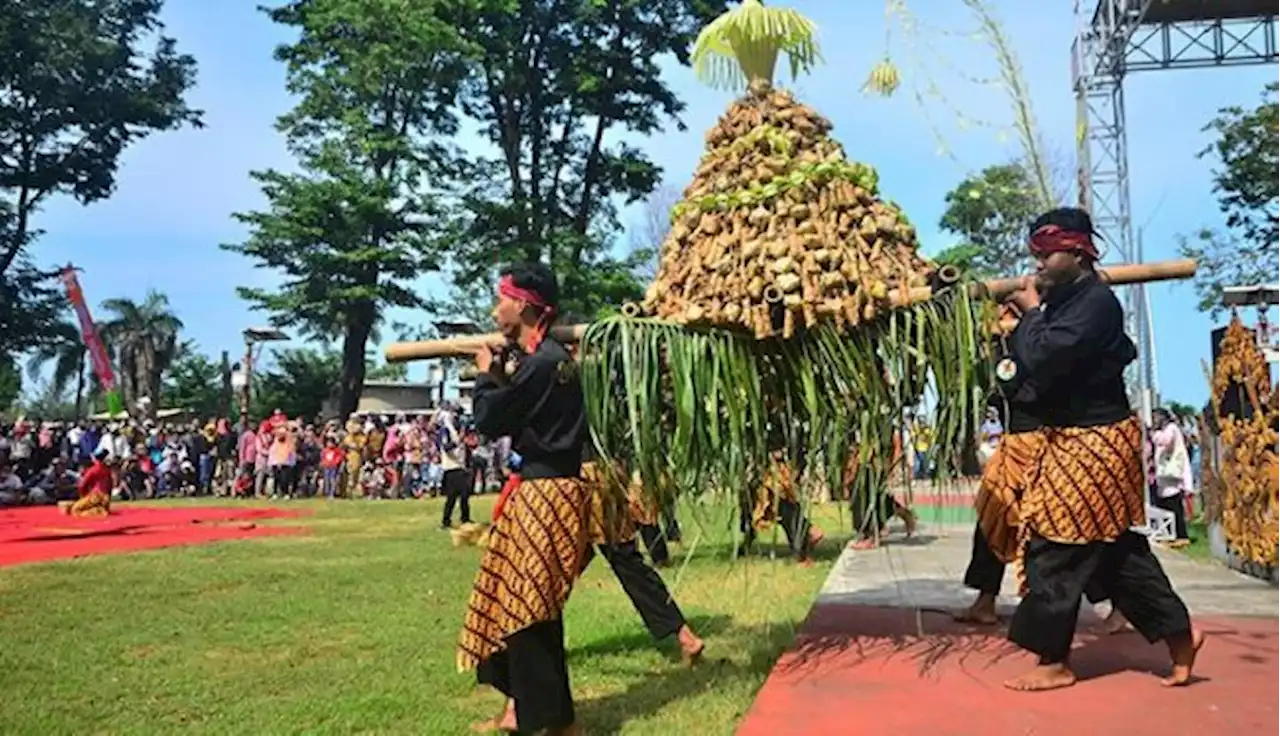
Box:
[319,436,344,499]
[68,451,113,517]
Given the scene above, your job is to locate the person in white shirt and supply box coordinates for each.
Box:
[437,406,471,528]
[1151,408,1194,547]
[96,424,118,460]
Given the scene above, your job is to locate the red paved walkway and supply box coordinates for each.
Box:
[739,603,1278,736]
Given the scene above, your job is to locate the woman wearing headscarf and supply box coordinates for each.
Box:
[1151,407,1194,548]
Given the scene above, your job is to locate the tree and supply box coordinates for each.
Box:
[161,343,225,419]
[433,0,727,322]
[365,359,408,382]
[225,0,469,417]
[0,0,202,277]
[0,258,66,358]
[937,162,1040,279]
[98,291,183,417]
[253,347,342,421]
[1181,82,1278,313]
[0,354,20,413]
[629,183,682,283]
[16,379,78,421]
[24,320,87,417]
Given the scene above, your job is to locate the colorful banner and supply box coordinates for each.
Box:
[60,267,123,415]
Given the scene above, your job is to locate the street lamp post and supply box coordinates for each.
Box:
[235,327,290,427]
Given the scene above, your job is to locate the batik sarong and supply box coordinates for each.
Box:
[581,460,636,546]
[1019,416,1146,544]
[457,476,590,672]
[976,430,1045,563]
[69,490,111,518]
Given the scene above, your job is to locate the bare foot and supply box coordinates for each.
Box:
[1162,627,1205,687]
[796,556,815,568]
[900,508,918,538]
[1103,610,1134,635]
[848,538,879,551]
[953,595,999,625]
[1004,662,1077,691]
[470,699,517,733]
[807,525,825,549]
[679,624,705,667]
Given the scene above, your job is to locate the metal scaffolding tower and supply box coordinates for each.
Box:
[1071,0,1277,408]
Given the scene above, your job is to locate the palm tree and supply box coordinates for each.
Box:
[99,291,184,418]
[24,320,89,418]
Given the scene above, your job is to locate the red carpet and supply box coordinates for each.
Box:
[0,505,307,567]
[739,603,1278,736]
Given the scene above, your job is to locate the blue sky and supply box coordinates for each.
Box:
[29,1,1275,405]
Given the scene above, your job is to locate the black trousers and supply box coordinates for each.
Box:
[964,523,1005,596]
[441,468,472,526]
[740,498,812,555]
[851,489,898,537]
[1152,492,1189,540]
[1008,531,1192,663]
[637,523,671,565]
[586,540,685,640]
[477,618,574,733]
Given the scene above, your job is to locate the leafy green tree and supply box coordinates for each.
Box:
[365,359,409,382]
[225,0,469,417]
[0,0,201,276]
[1181,82,1278,313]
[253,348,342,421]
[0,258,66,358]
[98,291,184,417]
[161,343,226,419]
[433,0,728,321]
[16,379,78,422]
[24,320,87,417]
[0,354,21,413]
[931,243,984,274]
[937,162,1040,279]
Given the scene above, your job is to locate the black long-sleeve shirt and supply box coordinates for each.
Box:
[993,317,1044,433]
[472,339,585,479]
[1008,272,1135,428]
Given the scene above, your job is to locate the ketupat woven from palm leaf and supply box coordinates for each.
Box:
[579,1,992,527]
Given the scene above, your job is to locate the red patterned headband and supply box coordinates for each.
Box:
[498,275,550,309]
[498,274,555,351]
[1028,224,1099,259]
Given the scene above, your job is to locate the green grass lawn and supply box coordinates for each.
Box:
[1173,518,1214,563]
[0,497,854,735]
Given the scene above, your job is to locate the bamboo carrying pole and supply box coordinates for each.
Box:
[384,258,1198,362]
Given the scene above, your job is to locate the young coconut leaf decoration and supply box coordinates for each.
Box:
[579,0,992,533]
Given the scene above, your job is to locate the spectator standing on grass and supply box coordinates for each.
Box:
[438,405,471,528]
[237,421,256,493]
[320,436,343,499]
[215,419,236,494]
[1151,408,1194,548]
[254,421,273,497]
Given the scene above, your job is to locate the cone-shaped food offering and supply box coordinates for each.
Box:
[580,1,990,528]
[644,84,934,339]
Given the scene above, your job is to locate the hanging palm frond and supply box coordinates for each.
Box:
[581,1,992,527]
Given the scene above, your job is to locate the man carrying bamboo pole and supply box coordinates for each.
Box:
[457,262,588,735]
[1000,208,1202,692]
